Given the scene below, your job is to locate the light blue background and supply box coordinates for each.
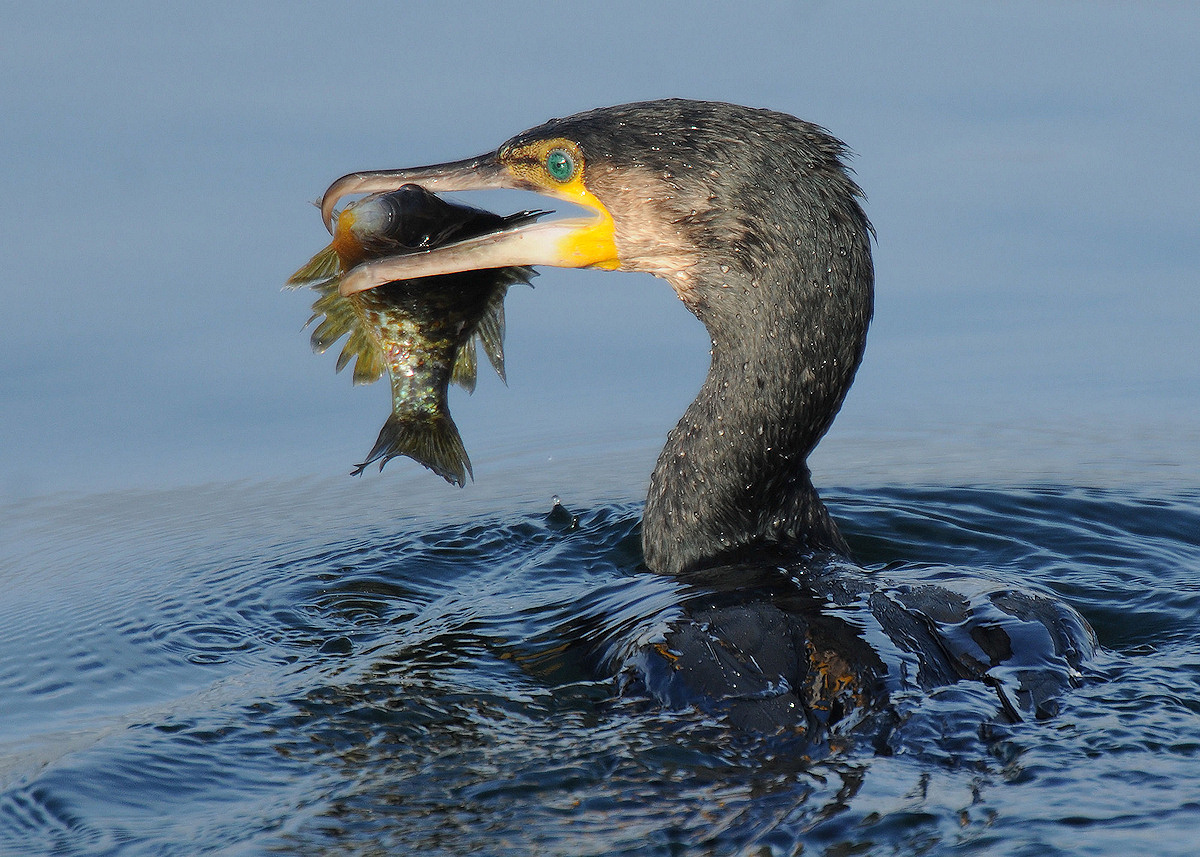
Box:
[3,2,1197,500]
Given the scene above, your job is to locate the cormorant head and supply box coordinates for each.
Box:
[320,99,873,328]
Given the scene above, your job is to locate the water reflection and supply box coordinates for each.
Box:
[129,491,1084,853]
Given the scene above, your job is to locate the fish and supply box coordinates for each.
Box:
[286,184,542,485]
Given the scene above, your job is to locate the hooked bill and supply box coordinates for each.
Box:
[287,184,542,485]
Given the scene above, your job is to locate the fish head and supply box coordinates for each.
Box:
[332,184,488,269]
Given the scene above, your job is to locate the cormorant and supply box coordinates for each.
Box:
[322,99,870,577]
[317,100,1093,738]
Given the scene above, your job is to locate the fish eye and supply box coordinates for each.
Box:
[545,148,576,182]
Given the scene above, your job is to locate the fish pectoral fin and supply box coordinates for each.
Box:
[286,245,340,287]
[351,412,473,487]
[451,337,478,393]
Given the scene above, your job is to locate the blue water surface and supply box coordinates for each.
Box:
[2,474,1198,855]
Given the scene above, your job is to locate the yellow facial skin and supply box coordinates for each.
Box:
[496,137,621,271]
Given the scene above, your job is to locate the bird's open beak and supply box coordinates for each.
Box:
[320,153,620,296]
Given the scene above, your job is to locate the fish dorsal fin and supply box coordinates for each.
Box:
[472,264,538,385]
[475,286,508,384]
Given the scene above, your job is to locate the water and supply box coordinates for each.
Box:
[3,2,1200,853]
[2,473,1198,855]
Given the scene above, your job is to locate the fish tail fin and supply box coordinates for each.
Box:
[351,412,473,487]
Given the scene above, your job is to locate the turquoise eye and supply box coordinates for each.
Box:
[545,148,575,182]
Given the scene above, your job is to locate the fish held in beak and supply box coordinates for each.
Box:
[288,184,541,485]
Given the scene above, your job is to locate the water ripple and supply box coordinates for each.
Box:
[1,480,1198,855]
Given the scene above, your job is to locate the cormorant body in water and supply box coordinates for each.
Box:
[318,100,1094,740]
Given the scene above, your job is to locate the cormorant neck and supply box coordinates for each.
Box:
[642,229,872,576]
